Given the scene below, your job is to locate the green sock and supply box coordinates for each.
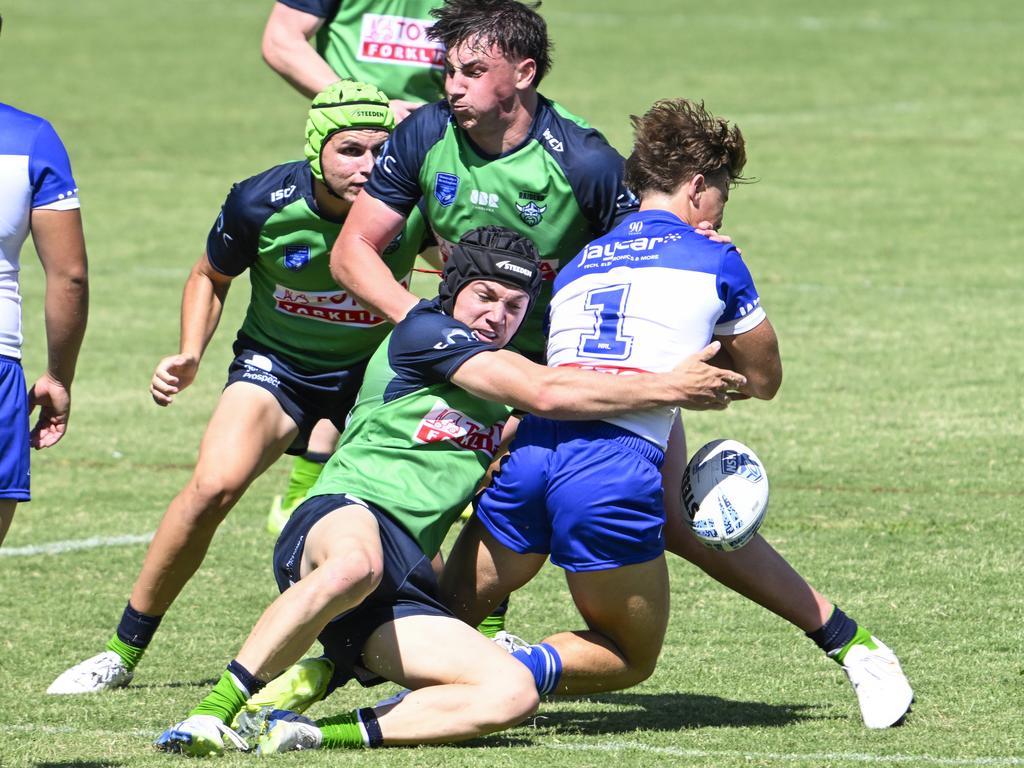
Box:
[477,611,506,639]
[281,455,328,511]
[106,635,146,670]
[317,711,364,749]
[189,670,249,724]
[834,625,877,664]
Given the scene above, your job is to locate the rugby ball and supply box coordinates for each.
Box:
[681,439,769,551]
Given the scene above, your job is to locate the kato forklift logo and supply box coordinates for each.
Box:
[413,402,504,456]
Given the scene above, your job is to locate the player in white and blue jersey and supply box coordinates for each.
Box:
[443,100,913,729]
[0,99,89,547]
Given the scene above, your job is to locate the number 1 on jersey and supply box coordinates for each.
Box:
[578,284,633,360]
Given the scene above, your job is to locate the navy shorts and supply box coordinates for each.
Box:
[476,417,666,573]
[273,493,453,688]
[226,335,368,455]
[0,355,30,501]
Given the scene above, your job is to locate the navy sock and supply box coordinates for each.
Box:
[227,659,265,696]
[115,602,163,648]
[806,606,858,656]
[510,642,562,695]
[302,451,332,465]
[357,707,383,748]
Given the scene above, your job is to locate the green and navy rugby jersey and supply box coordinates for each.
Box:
[277,0,444,104]
[364,97,639,358]
[207,160,426,372]
[309,298,511,557]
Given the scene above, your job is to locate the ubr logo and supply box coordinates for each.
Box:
[414,402,503,457]
[720,450,763,482]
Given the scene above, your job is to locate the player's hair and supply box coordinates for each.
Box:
[439,226,543,333]
[428,0,552,87]
[304,80,394,183]
[625,99,749,196]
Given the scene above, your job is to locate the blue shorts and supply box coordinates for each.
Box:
[476,417,666,573]
[226,335,367,456]
[273,493,452,689]
[0,355,30,501]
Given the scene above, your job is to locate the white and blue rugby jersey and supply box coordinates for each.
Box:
[546,209,766,449]
[0,103,80,359]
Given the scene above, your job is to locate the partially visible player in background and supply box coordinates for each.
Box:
[47,81,428,695]
[261,0,445,532]
[332,0,914,729]
[0,15,90,547]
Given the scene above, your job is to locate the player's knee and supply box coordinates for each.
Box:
[185,468,249,517]
[479,667,540,730]
[314,548,383,607]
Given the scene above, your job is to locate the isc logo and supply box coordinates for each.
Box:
[470,189,499,208]
[270,185,297,203]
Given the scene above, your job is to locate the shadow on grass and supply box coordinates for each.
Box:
[534,691,823,733]
[128,677,219,690]
[453,691,825,748]
[35,763,123,768]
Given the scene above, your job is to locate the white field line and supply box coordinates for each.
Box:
[3,727,1022,766]
[0,532,153,557]
[548,742,1024,767]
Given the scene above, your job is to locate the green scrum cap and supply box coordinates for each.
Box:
[304,80,395,182]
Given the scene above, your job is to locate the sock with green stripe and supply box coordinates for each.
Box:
[805,605,861,664]
[105,602,163,669]
[317,707,382,749]
[189,661,264,724]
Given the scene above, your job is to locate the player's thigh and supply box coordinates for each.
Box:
[299,501,383,579]
[363,613,535,692]
[193,381,299,489]
[566,556,670,665]
[440,514,546,623]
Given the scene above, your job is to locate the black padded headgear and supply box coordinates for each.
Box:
[438,226,544,321]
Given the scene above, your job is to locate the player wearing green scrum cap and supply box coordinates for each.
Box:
[48,80,429,696]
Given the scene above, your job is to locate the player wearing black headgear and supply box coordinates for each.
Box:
[152,225,741,756]
[439,226,543,319]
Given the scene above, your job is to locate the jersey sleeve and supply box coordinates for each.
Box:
[388,302,499,386]
[715,247,767,335]
[364,103,446,215]
[274,0,338,19]
[205,182,263,277]
[28,120,79,211]
[562,129,638,236]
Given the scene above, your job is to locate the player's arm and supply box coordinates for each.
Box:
[714,318,782,400]
[331,193,420,324]
[261,3,337,99]
[150,254,233,406]
[452,341,746,420]
[27,208,89,449]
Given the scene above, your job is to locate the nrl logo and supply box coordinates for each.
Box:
[516,200,547,226]
[720,450,764,483]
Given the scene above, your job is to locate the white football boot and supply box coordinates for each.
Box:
[154,714,249,756]
[838,636,913,728]
[256,710,323,755]
[47,650,133,695]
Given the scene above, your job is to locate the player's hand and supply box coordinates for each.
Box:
[695,220,741,254]
[28,372,72,449]
[150,354,199,406]
[671,341,747,411]
[390,99,423,124]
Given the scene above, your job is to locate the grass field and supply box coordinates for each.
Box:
[2,1,1023,766]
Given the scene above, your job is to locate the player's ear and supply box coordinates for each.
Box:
[688,173,706,204]
[514,57,538,91]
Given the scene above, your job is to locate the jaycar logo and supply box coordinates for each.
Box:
[720,450,764,482]
[413,402,504,457]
